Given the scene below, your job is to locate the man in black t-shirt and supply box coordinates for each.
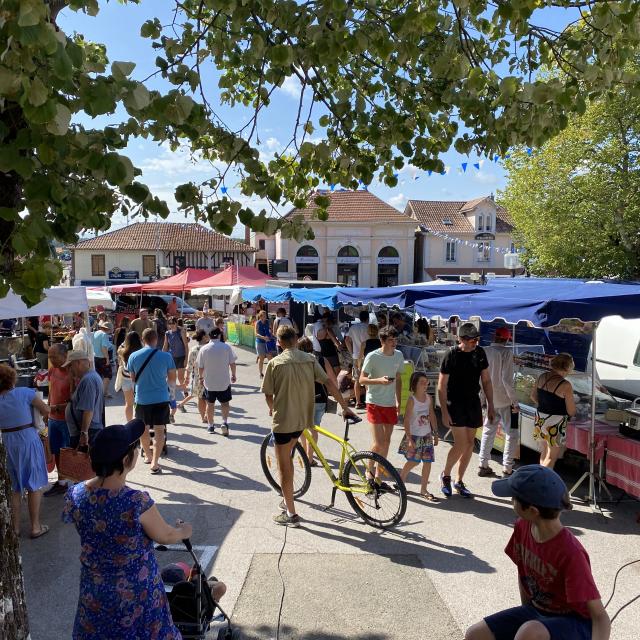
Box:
[438,322,495,498]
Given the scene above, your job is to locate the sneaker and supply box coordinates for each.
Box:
[440,473,453,497]
[221,424,229,437]
[273,512,301,528]
[207,424,216,434]
[502,469,514,477]
[454,481,473,498]
[44,482,67,497]
[477,466,496,478]
[179,405,187,413]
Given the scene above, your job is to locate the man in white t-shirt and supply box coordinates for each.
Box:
[196,312,215,335]
[197,339,238,436]
[345,310,370,409]
[272,308,298,353]
[311,310,332,355]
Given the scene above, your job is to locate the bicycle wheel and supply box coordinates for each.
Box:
[259,432,312,498]
[341,451,407,529]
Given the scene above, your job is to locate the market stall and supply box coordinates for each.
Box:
[414,278,640,505]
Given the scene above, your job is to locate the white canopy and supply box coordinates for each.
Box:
[86,289,115,310]
[0,287,89,320]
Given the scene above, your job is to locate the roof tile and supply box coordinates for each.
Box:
[283,189,414,223]
[406,198,513,234]
[74,222,256,253]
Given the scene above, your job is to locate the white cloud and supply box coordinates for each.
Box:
[263,137,282,151]
[473,171,500,185]
[280,76,302,98]
[139,143,225,176]
[387,193,407,209]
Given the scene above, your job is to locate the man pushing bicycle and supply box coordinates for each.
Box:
[261,325,356,527]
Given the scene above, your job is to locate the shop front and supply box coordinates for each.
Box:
[295,245,319,280]
[377,246,401,287]
[336,246,359,287]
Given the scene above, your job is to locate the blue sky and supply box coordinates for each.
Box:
[58,2,572,234]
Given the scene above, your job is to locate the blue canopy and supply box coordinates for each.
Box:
[414,279,640,327]
[242,283,487,309]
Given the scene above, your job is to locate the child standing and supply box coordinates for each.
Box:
[465,465,610,640]
[398,372,439,502]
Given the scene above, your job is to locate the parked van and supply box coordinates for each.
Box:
[595,316,640,400]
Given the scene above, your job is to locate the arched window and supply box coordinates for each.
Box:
[377,246,400,287]
[337,245,359,258]
[295,245,319,280]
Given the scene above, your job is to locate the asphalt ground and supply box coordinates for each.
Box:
[19,345,640,639]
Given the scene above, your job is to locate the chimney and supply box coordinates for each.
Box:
[244,224,251,245]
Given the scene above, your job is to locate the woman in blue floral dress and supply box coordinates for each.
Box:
[63,419,193,640]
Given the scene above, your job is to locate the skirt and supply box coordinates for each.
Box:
[4,427,49,492]
[534,413,568,447]
[398,433,435,463]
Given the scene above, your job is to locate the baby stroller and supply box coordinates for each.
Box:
[162,539,241,640]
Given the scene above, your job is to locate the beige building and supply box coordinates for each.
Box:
[73,222,255,285]
[405,196,521,280]
[256,190,416,287]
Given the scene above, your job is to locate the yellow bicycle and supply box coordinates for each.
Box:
[260,416,407,529]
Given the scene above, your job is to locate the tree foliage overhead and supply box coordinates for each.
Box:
[499,58,640,278]
[1,0,640,301]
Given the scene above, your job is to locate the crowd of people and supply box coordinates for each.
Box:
[2,302,605,640]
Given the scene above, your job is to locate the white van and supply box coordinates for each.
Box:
[595,316,640,400]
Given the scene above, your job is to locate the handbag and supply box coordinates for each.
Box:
[114,364,124,392]
[40,429,55,473]
[58,447,93,481]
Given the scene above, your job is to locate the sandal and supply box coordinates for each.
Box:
[420,492,440,503]
[30,524,50,539]
[150,467,162,474]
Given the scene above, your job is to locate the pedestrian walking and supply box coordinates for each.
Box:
[113,316,130,351]
[63,419,190,640]
[32,322,50,369]
[254,310,276,378]
[359,326,404,488]
[398,372,439,502]
[0,363,50,538]
[478,327,520,478]
[272,308,297,353]
[116,331,143,422]
[345,310,370,409]
[210,316,226,342]
[531,353,576,469]
[167,296,179,317]
[92,320,113,398]
[197,332,237,436]
[63,350,105,448]
[178,329,209,422]
[316,314,343,376]
[43,343,72,497]
[128,329,176,474]
[196,310,215,334]
[130,308,153,337]
[438,322,495,499]
[163,316,189,389]
[261,326,354,527]
[153,308,168,344]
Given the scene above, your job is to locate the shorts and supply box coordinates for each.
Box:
[447,397,483,428]
[484,604,592,640]
[135,402,170,427]
[48,418,70,455]
[121,377,134,392]
[352,364,361,380]
[313,402,326,427]
[324,354,340,369]
[173,355,186,369]
[203,386,232,404]
[366,403,398,426]
[169,399,177,410]
[272,430,303,445]
[94,357,112,379]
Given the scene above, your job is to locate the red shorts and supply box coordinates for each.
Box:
[366,403,398,426]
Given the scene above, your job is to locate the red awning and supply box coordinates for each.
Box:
[139,268,216,293]
[189,265,274,289]
[108,283,144,294]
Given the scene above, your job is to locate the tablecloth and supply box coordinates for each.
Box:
[605,434,640,499]
[565,420,619,463]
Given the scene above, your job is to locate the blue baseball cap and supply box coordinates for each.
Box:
[492,464,569,510]
[90,419,145,465]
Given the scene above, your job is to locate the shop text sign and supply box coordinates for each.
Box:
[109,268,139,279]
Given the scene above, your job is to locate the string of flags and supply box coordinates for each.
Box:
[425,227,521,255]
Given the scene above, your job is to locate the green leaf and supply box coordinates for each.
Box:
[18,0,46,27]
[124,84,150,111]
[27,77,48,107]
[46,104,72,136]
[112,61,136,81]
[0,67,21,96]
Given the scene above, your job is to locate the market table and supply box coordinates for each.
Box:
[605,433,640,499]
[565,419,619,463]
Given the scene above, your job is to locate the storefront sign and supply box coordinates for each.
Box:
[475,233,495,241]
[295,256,320,264]
[109,268,139,279]
[377,257,401,265]
[336,256,360,264]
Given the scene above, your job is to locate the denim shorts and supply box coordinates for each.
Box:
[485,604,592,640]
[48,418,70,455]
[313,402,326,427]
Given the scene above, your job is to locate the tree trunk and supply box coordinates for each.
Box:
[0,441,29,639]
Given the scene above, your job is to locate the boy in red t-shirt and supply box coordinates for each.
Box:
[465,465,610,640]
